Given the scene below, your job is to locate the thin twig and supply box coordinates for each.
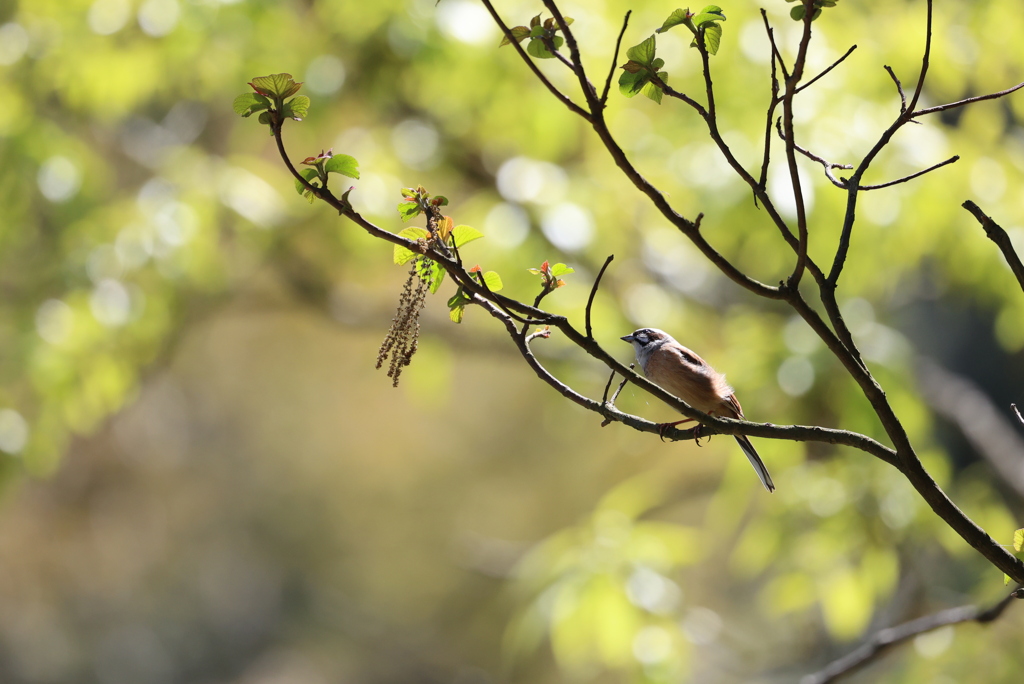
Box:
[795,44,857,95]
[610,366,632,403]
[913,80,1024,117]
[601,368,617,404]
[801,588,1023,684]
[1013,403,1024,426]
[479,0,591,120]
[601,11,631,105]
[859,155,958,190]
[828,0,934,287]
[585,255,614,340]
[775,117,852,188]
[884,65,908,114]
[905,0,933,113]
[758,10,782,194]
[963,200,1024,296]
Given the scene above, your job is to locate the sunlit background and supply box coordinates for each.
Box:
[2,0,1024,682]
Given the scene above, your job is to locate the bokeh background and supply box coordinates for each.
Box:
[2,0,1024,682]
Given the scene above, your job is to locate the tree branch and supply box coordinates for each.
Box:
[859,155,959,190]
[479,0,591,120]
[601,11,631,105]
[801,588,1023,684]
[963,200,1024,296]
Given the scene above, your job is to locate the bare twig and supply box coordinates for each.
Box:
[1013,403,1024,426]
[963,200,1024,296]
[585,255,614,340]
[884,65,908,114]
[801,588,1023,684]
[601,368,617,404]
[601,11,631,105]
[905,0,933,113]
[775,117,852,188]
[758,10,782,194]
[795,44,857,95]
[912,80,1024,117]
[780,0,817,289]
[858,155,959,190]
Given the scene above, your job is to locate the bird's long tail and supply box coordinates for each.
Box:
[734,435,775,492]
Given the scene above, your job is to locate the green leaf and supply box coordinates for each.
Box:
[656,9,691,34]
[324,154,360,179]
[452,225,484,248]
[394,227,429,265]
[447,287,471,324]
[233,93,271,117]
[482,271,503,292]
[282,95,310,121]
[694,6,726,26]
[626,34,657,65]
[294,168,320,201]
[258,111,272,125]
[643,73,667,104]
[549,263,575,277]
[500,25,531,46]
[1014,528,1024,552]
[249,73,303,99]
[618,70,649,98]
[398,201,422,222]
[527,35,563,59]
[529,13,541,28]
[703,23,723,55]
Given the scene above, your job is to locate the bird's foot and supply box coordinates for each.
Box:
[656,418,696,442]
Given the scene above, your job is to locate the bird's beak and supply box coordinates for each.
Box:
[620,334,634,343]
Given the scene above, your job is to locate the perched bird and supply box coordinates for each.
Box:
[621,328,775,492]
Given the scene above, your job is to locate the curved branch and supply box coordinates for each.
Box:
[802,588,1023,684]
[963,200,1024,296]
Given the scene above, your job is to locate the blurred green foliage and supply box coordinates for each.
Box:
[2,0,1024,682]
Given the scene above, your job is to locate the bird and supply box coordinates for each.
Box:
[621,328,775,492]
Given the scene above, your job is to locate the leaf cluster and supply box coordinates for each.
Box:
[619,5,726,104]
[499,13,575,59]
[785,0,841,22]
[233,73,311,130]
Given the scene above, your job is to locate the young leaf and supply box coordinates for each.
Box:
[500,25,531,46]
[249,73,303,99]
[294,168,320,198]
[549,263,575,277]
[626,34,657,65]
[324,154,360,179]
[437,216,454,241]
[233,93,271,117]
[282,95,310,121]
[481,271,503,292]
[394,227,429,265]
[530,13,541,28]
[694,6,726,26]
[643,73,667,104]
[702,23,723,55]
[452,225,484,248]
[656,8,692,34]
[527,35,563,59]
[398,201,422,222]
[447,287,471,323]
[618,69,649,98]
[1014,528,1024,552]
